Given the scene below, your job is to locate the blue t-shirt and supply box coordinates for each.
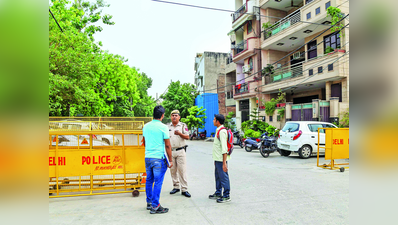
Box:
[143,120,170,159]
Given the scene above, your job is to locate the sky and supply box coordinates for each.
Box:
[94,0,235,99]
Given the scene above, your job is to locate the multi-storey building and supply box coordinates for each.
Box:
[229,0,349,130]
[194,52,230,94]
[218,53,237,116]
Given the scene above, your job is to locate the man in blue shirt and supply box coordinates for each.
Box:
[142,105,173,214]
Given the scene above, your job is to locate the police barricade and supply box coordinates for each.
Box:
[317,128,349,172]
[49,120,148,198]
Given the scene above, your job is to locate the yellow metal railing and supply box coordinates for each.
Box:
[49,117,153,124]
[49,121,145,131]
[49,117,150,198]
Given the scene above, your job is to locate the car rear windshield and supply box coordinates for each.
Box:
[282,123,300,132]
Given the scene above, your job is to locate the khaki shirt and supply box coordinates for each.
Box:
[168,122,189,149]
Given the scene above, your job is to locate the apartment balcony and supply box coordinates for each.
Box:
[232,38,259,63]
[262,9,301,40]
[262,50,348,94]
[233,40,247,55]
[233,81,258,100]
[268,62,304,83]
[261,0,336,51]
[231,0,256,30]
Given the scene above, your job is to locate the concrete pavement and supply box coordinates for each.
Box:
[49,140,349,225]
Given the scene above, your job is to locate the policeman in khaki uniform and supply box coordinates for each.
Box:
[168,110,191,197]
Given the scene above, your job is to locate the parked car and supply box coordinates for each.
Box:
[277,121,337,159]
[51,135,119,147]
[50,120,119,146]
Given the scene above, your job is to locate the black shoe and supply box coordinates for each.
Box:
[170,188,180,194]
[216,197,231,203]
[208,193,222,199]
[181,191,191,198]
[146,203,152,210]
[150,205,169,214]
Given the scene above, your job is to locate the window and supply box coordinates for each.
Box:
[324,32,341,53]
[247,21,252,34]
[328,64,333,71]
[325,1,331,10]
[308,124,325,133]
[318,66,323,74]
[309,69,313,76]
[269,116,273,122]
[323,124,337,128]
[248,57,253,70]
[316,7,321,15]
[307,40,317,60]
[227,91,233,99]
[282,123,300,132]
[306,12,311,20]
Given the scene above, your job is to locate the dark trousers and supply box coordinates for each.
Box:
[214,161,230,197]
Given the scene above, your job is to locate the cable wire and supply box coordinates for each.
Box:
[197,17,349,94]
[152,0,337,27]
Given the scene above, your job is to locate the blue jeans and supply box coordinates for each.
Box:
[214,161,230,197]
[145,158,167,208]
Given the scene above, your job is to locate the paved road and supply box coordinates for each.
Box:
[49,140,349,225]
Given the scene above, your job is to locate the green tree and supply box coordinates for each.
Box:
[181,106,207,132]
[49,0,155,117]
[224,112,236,131]
[160,81,198,118]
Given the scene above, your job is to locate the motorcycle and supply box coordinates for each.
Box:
[190,130,207,140]
[259,133,279,158]
[233,131,245,148]
[244,133,267,152]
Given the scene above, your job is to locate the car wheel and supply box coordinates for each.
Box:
[245,146,252,152]
[298,145,312,159]
[260,146,270,158]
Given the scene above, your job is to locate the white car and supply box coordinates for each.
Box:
[50,120,119,146]
[277,121,337,159]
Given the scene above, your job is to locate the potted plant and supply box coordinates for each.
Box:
[211,132,215,137]
[325,46,334,54]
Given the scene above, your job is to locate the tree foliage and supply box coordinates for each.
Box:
[224,112,236,131]
[181,106,207,131]
[160,81,198,118]
[49,0,155,117]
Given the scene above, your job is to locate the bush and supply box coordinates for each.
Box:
[244,129,262,138]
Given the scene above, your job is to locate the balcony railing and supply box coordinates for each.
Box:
[232,3,247,22]
[305,0,315,5]
[270,62,303,83]
[234,82,249,95]
[263,9,301,40]
[233,40,247,56]
[226,56,234,64]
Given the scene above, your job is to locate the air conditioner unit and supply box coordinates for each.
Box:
[293,52,302,59]
[242,65,250,73]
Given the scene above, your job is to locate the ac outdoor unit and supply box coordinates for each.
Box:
[242,65,250,73]
[293,52,303,59]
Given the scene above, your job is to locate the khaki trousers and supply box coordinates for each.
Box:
[170,149,188,191]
